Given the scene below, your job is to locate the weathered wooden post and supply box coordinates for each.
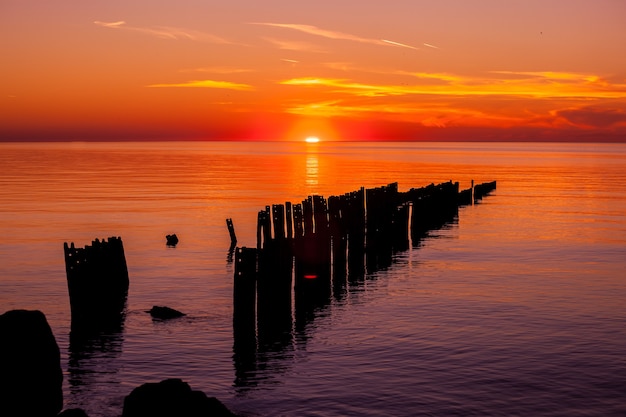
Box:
[272,204,286,241]
[256,207,272,250]
[294,196,331,289]
[233,247,257,323]
[233,247,257,388]
[391,202,410,252]
[364,183,398,272]
[226,218,237,245]
[257,239,293,353]
[474,180,497,201]
[292,203,304,240]
[302,196,314,237]
[328,195,347,296]
[459,187,473,206]
[285,201,293,240]
[346,187,366,282]
[63,236,129,332]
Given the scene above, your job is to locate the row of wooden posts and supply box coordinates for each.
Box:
[234,179,496,296]
[231,180,495,385]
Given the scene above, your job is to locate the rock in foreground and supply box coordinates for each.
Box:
[122,378,237,417]
[0,309,63,417]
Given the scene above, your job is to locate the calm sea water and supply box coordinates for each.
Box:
[1,141,625,417]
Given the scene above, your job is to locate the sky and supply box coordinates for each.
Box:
[1,0,625,142]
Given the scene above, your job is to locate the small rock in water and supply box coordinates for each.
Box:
[148,306,186,320]
[165,234,179,247]
[122,378,238,417]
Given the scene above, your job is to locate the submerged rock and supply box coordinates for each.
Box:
[122,378,237,417]
[147,306,186,320]
[0,309,63,417]
[166,234,179,246]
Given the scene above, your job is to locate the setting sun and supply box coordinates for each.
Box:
[305,136,320,143]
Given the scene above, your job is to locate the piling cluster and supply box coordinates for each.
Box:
[232,180,495,386]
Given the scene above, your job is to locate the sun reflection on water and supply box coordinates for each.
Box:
[306,153,318,186]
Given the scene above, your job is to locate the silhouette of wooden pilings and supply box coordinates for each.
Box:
[63,237,129,333]
[474,180,497,201]
[232,180,496,386]
[235,180,498,301]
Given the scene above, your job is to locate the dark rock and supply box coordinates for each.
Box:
[57,408,89,417]
[122,378,237,417]
[147,306,186,320]
[166,234,179,246]
[0,309,63,417]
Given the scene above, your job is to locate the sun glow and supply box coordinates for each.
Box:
[305,136,320,143]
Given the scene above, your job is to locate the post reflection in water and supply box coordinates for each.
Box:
[306,153,319,187]
[66,313,127,412]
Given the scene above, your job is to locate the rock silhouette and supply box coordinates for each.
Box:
[147,306,186,320]
[0,309,63,417]
[166,234,179,246]
[122,378,237,417]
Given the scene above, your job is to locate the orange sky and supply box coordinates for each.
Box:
[1,0,625,141]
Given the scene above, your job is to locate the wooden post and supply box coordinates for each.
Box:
[233,247,257,387]
[272,204,286,241]
[285,201,293,240]
[64,236,129,332]
[293,203,304,240]
[257,239,293,353]
[233,247,257,322]
[226,218,237,245]
[302,197,314,237]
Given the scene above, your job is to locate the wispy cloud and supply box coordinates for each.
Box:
[252,22,419,50]
[147,80,253,90]
[180,67,254,74]
[281,77,405,97]
[263,37,327,53]
[280,71,626,99]
[94,21,234,44]
[490,71,602,83]
[282,99,513,128]
[95,21,125,28]
[380,39,419,50]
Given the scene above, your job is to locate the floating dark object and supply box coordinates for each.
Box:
[166,234,179,247]
[147,306,186,320]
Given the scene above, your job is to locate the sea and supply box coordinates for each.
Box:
[1,141,625,417]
